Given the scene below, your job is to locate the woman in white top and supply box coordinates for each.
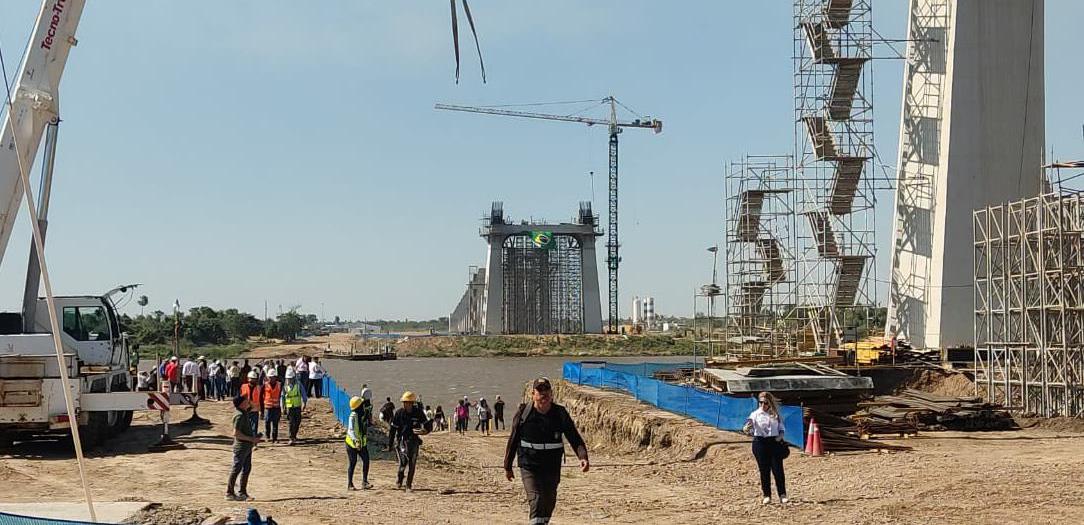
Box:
[743,391,789,505]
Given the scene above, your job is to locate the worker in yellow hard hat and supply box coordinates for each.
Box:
[346,396,373,490]
[388,390,433,491]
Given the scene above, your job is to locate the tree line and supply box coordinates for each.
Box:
[121,307,318,348]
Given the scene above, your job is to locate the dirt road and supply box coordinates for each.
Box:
[1,395,1083,524]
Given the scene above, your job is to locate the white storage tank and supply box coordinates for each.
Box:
[631,296,643,325]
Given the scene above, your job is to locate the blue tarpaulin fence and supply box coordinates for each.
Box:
[322,374,352,427]
[0,512,99,525]
[564,361,805,447]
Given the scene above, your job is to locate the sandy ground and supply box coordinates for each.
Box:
[2,394,1083,524]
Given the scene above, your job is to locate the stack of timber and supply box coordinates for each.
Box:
[855,389,1015,431]
[806,410,914,452]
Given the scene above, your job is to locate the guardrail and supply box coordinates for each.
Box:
[563,361,805,447]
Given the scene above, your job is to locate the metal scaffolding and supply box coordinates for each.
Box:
[501,233,585,334]
[793,0,878,352]
[885,0,951,344]
[974,191,1084,417]
[723,155,801,358]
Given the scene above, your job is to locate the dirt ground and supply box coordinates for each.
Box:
[2,390,1083,524]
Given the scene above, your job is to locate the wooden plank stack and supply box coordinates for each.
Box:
[854,389,1015,431]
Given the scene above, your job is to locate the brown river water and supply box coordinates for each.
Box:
[322,355,700,411]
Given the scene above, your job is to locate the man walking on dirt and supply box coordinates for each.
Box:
[504,377,589,524]
[228,394,261,501]
[388,391,433,491]
[494,395,506,430]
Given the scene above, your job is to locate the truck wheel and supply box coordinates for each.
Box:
[108,383,134,435]
[77,411,109,451]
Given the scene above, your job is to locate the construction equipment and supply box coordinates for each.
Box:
[0,0,191,450]
[435,97,662,333]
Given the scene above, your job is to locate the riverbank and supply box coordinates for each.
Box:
[2,382,1082,523]
[381,334,694,357]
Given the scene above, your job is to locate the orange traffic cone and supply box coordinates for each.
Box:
[804,418,824,456]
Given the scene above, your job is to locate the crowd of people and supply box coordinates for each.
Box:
[217,357,790,520]
[138,355,327,402]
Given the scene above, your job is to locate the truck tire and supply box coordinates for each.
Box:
[109,383,134,435]
[77,411,109,451]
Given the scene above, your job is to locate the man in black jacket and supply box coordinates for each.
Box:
[503,377,589,524]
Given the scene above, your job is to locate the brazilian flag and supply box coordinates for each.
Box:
[528,230,554,249]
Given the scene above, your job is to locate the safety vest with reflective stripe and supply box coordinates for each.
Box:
[263,382,282,408]
[240,383,262,408]
[345,411,367,448]
[284,382,303,408]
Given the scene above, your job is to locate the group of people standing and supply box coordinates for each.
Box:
[224,361,792,521]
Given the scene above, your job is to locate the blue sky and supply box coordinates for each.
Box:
[0,1,1081,321]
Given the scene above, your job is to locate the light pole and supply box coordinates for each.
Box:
[706,246,719,359]
[172,299,181,357]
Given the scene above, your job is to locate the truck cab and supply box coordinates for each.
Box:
[0,294,135,447]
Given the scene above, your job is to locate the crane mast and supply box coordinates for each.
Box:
[435,97,661,333]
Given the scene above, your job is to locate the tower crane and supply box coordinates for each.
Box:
[435,97,662,333]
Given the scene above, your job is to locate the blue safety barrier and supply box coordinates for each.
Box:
[0,512,98,525]
[563,361,805,447]
[322,375,352,427]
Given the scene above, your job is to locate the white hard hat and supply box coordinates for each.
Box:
[361,387,372,400]
[247,371,259,380]
[170,356,178,361]
[267,369,278,378]
[285,369,296,379]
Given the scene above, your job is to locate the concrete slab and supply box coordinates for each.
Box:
[0,502,151,524]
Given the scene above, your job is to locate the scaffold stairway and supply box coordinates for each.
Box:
[738,281,769,313]
[756,237,787,284]
[828,58,868,120]
[807,212,840,257]
[735,190,766,242]
[824,0,855,29]
[828,156,868,214]
[833,255,868,306]
[802,21,838,63]
[803,116,838,159]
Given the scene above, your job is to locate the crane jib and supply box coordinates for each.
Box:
[40,0,70,50]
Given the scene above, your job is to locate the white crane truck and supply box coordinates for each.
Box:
[0,0,189,449]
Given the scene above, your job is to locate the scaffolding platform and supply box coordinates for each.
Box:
[833,255,868,306]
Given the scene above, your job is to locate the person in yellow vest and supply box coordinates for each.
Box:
[346,396,373,490]
[283,368,308,445]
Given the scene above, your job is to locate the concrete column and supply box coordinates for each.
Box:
[887,0,1044,348]
[580,234,603,333]
[481,235,505,335]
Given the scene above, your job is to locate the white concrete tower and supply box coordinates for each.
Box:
[886,0,1045,349]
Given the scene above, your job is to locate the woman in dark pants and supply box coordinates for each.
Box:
[743,391,789,504]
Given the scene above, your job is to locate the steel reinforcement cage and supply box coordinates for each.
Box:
[974,192,1084,417]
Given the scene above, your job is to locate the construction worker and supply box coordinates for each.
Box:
[345,396,373,490]
[504,377,589,525]
[263,369,283,443]
[283,368,307,445]
[743,391,789,505]
[227,394,261,501]
[388,391,433,491]
[239,371,263,436]
[379,397,395,428]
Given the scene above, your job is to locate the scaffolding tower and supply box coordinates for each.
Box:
[723,155,800,358]
[974,189,1084,417]
[793,0,878,352]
